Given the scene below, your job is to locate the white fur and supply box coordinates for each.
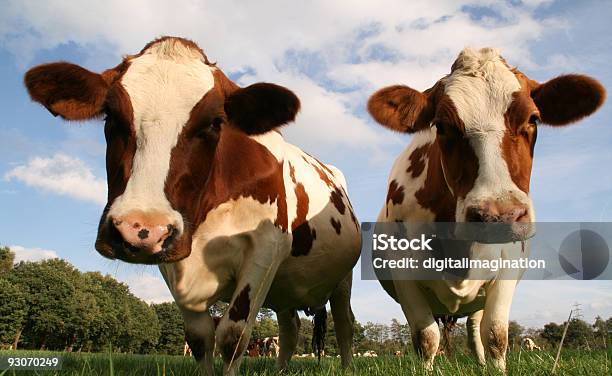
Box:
[107,39,216,231]
[443,48,534,221]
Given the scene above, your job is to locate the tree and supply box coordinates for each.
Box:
[124,297,160,353]
[153,302,185,355]
[565,318,595,349]
[297,317,314,354]
[593,316,610,348]
[389,318,409,345]
[541,322,563,346]
[0,278,27,347]
[6,259,82,349]
[82,272,128,352]
[507,320,524,350]
[0,246,14,274]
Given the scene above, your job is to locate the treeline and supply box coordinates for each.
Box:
[1,247,610,356]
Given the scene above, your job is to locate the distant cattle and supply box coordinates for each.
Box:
[522,337,541,351]
[25,36,361,375]
[369,47,605,372]
[262,336,280,357]
[184,342,193,357]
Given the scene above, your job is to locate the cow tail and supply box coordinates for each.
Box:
[312,308,327,362]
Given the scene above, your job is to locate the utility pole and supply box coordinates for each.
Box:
[552,305,574,373]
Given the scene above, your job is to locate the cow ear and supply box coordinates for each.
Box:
[24,62,109,121]
[224,83,300,135]
[531,74,606,126]
[367,85,434,133]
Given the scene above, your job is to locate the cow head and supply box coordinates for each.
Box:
[369,47,605,224]
[24,37,300,264]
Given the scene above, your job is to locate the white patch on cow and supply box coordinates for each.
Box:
[107,39,216,231]
[378,128,436,222]
[443,47,533,221]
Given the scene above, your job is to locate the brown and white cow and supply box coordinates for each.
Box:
[24,37,361,375]
[368,48,605,371]
[522,337,541,351]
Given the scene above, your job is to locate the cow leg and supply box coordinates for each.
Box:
[466,310,485,365]
[182,309,216,376]
[394,280,440,370]
[276,309,300,370]
[330,271,354,368]
[215,235,288,376]
[481,279,517,373]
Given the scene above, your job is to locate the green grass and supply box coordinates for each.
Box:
[0,349,609,375]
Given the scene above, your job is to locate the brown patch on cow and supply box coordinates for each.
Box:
[411,95,478,220]
[330,217,342,235]
[349,209,359,229]
[500,92,537,194]
[413,143,456,221]
[229,284,251,322]
[291,223,317,257]
[197,126,289,233]
[303,156,335,188]
[487,320,508,360]
[406,143,430,178]
[385,180,404,217]
[185,330,206,361]
[288,162,316,256]
[330,188,346,215]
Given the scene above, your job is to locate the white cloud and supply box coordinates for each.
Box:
[9,245,59,263]
[4,153,106,205]
[0,0,564,159]
[122,272,173,304]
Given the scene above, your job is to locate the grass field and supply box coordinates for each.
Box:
[0,349,610,376]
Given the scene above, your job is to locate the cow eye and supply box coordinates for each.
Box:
[211,116,224,131]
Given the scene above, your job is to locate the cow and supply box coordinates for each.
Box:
[262,336,280,357]
[24,36,361,375]
[368,47,605,371]
[522,337,541,351]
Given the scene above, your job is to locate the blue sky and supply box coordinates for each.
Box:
[1,0,611,327]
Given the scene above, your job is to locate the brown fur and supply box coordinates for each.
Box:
[330,217,342,235]
[225,83,300,135]
[406,144,430,178]
[289,162,317,257]
[532,74,606,126]
[24,62,109,120]
[367,85,434,133]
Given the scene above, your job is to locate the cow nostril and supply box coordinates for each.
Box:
[514,208,529,222]
[138,228,150,240]
[466,207,486,222]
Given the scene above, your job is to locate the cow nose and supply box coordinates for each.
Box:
[112,212,175,254]
[466,202,529,223]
